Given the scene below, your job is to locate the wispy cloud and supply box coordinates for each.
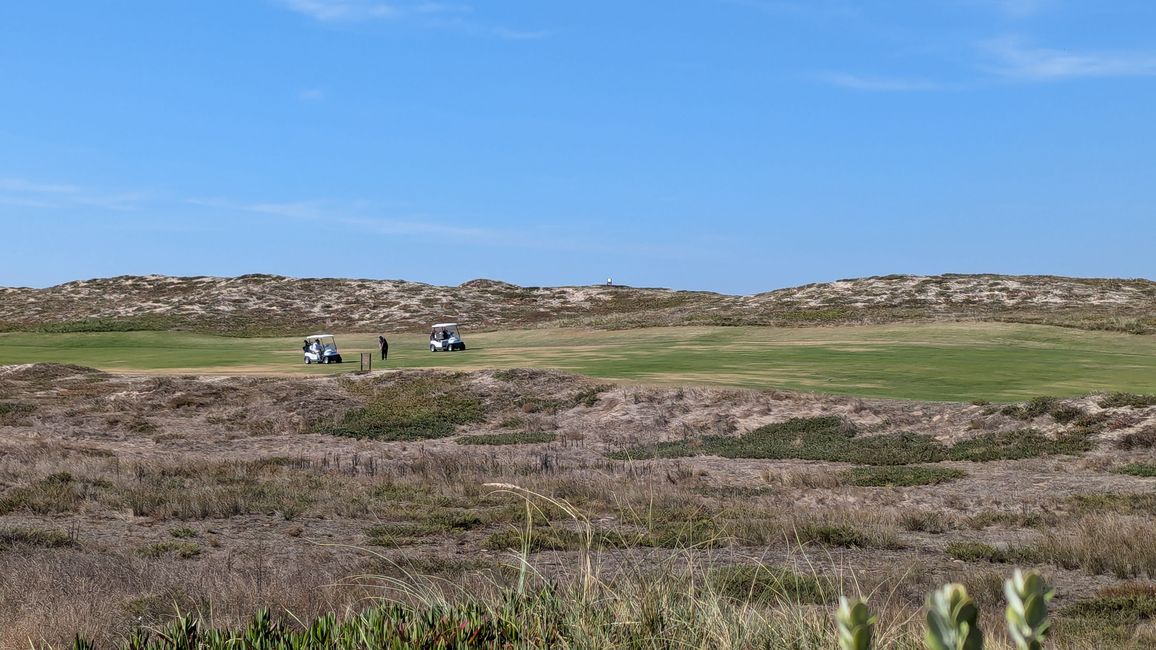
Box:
[187,197,700,258]
[0,178,79,194]
[277,0,466,22]
[962,0,1049,18]
[297,88,326,101]
[0,177,148,211]
[719,0,859,19]
[820,72,945,92]
[189,198,514,241]
[983,37,1156,80]
[278,0,398,21]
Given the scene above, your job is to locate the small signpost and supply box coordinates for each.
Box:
[360,353,372,373]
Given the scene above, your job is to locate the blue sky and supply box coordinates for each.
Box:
[1,1,1154,293]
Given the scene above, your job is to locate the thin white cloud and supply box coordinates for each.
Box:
[961,0,1048,18]
[718,0,859,19]
[0,178,79,194]
[0,177,147,210]
[820,72,945,92]
[277,0,467,22]
[186,197,701,258]
[297,88,326,101]
[189,198,499,240]
[279,0,399,21]
[983,37,1156,80]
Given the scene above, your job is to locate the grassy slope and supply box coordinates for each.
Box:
[2,323,1154,401]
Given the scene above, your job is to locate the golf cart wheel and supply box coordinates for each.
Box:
[305,358,311,365]
[334,355,342,363]
[322,357,329,364]
[430,344,436,352]
[460,344,466,351]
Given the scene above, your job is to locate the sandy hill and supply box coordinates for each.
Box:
[0,273,1152,335]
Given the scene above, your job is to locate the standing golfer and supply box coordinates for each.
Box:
[378,335,389,361]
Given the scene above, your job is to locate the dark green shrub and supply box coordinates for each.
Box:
[1049,404,1083,424]
[1099,393,1156,409]
[1061,584,1156,627]
[795,523,903,550]
[612,417,1089,464]
[0,402,34,417]
[1116,427,1156,450]
[136,541,202,559]
[0,527,75,548]
[842,465,966,487]
[458,432,556,446]
[321,375,485,441]
[1113,463,1156,478]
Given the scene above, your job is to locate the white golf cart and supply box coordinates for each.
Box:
[429,323,466,352]
[303,334,343,364]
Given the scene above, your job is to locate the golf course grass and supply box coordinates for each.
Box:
[2,323,1154,402]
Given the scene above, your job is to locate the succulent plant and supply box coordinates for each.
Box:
[1005,569,1054,650]
[837,596,876,650]
[925,583,984,650]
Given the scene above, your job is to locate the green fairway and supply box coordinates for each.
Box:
[1,324,1154,402]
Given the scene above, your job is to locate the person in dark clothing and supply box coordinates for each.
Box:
[378,335,389,361]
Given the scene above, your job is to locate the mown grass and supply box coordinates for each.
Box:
[611,416,1093,464]
[6,322,1156,401]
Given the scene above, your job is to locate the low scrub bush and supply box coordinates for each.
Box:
[60,568,1070,650]
[1067,492,1156,516]
[1113,463,1156,478]
[1099,393,1156,409]
[1057,583,1156,645]
[367,511,485,547]
[482,527,586,552]
[0,402,34,417]
[841,465,966,487]
[0,526,75,548]
[946,541,1035,564]
[793,518,903,550]
[611,416,1091,464]
[457,432,556,446]
[1116,426,1156,450]
[900,510,953,533]
[321,375,485,441]
[0,472,105,515]
[136,541,202,559]
[1048,404,1083,423]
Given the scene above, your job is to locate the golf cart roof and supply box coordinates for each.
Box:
[431,323,458,329]
[307,334,335,339]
